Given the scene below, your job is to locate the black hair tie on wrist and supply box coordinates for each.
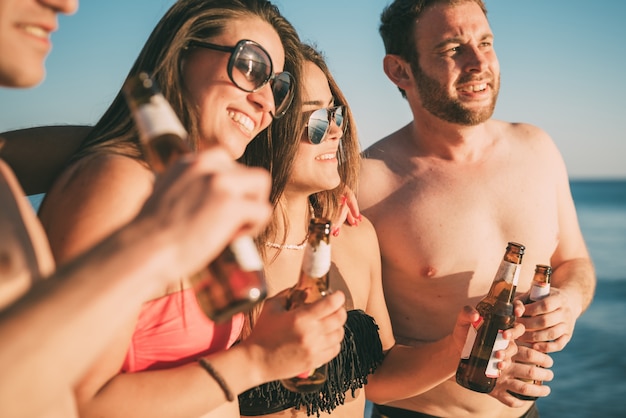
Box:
[198,358,234,402]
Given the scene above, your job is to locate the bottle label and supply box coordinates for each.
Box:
[135,95,188,144]
[230,236,264,271]
[485,330,508,378]
[495,261,521,286]
[460,317,484,359]
[302,241,331,278]
[529,283,550,301]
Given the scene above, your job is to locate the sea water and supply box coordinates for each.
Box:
[536,180,626,417]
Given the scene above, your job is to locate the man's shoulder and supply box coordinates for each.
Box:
[358,135,408,211]
[496,119,551,141]
[492,120,567,180]
[362,133,403,161]
[359,135,400,180]
[489,119,557,154]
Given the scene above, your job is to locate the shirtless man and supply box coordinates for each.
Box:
[0,1,345,416]
[359,1,596,417]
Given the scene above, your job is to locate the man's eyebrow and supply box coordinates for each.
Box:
[434,33,494,49]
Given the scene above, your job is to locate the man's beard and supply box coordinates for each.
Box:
[413,64,499,126]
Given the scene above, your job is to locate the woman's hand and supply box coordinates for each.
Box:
[331,186,361,237]
[242,289,347,382]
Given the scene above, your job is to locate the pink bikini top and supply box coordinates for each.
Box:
[122,287,244,372]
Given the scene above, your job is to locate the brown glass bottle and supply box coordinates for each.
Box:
[280,218,332,393]
[123,72,267,323]
[456,242,525,393]
[509,264,552,401]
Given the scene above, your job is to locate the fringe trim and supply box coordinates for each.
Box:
[239,309,384,416]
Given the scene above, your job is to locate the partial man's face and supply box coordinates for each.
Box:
[0,0,78,88]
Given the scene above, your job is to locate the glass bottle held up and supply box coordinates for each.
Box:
[123,72,267,322]
[456,242,525,393]
[509,264,552,401]
[280,218,332,393]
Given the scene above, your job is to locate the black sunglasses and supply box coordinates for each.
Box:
[187,39,294,118]
[305,105,345,144]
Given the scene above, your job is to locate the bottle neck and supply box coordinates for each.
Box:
[529,281,550,302]
[295,219,332,293]
[134,94,188,145]
[300,237,331,281]
[484,260,521,305]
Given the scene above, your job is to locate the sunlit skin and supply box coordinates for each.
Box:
[0,0,77,87]
[182,17,285,159]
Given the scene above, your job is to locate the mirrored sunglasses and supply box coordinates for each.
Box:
[306,105,345,144]
[187,39,294,118]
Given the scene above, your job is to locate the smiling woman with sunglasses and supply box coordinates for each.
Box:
[186,39,294,118]
[35,1,347,418]
[236,43,519,418]
[237,45,367,418]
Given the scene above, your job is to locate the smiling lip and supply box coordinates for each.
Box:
[315,152,337,161]
[458,82,488,93]
[19,22,56,45]
[228,110,256,136]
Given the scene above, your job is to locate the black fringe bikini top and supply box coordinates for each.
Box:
[238,309,384,417]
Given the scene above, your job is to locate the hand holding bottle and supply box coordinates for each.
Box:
[452,304,525,380]
[492,344,553,407]
[238,289,347,385]
[279,218,335,392]
[488,285,554,406]
[124,72,269,321]
[507,265,555,401]
[137,148,272,287]
[517,288,578,354]
[456,242,526,394]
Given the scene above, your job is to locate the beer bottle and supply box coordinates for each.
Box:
[529,264,552,303]
[456,242,525,393]
[123,72,267,322]
[280,218,332,393]
[509,264,552,401]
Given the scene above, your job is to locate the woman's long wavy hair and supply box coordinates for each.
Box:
[239,43,361,261]
[70,0,302,165]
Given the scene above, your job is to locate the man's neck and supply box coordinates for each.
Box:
[408,111,495,163]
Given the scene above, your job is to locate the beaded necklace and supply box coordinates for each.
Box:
[264,234,309,250]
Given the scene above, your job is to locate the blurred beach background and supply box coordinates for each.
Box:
[9,0,626,417]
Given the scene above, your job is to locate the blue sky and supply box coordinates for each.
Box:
[1,0,624,179]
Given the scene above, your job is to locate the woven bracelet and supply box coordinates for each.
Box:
[198,358,234,402]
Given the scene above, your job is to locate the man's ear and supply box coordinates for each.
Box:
[383,54,413,90]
